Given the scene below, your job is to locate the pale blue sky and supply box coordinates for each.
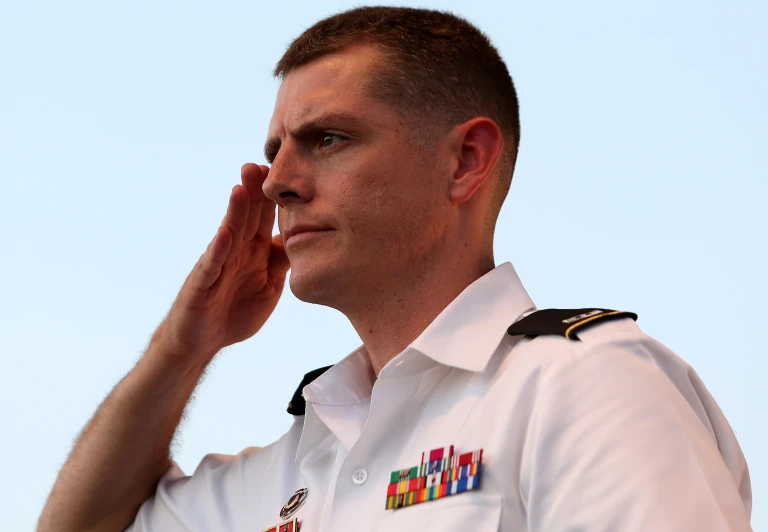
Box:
[1,0,765,530]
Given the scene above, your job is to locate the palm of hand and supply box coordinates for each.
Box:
[160,163,290,360]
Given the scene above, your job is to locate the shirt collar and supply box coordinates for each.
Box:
[304,261,535,407]
[296,262,535,465]
[302,346,375,407]
[409,261,535,373]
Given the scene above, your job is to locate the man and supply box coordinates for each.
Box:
[39,6,752,532]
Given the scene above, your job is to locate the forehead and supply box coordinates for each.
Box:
[269,45,388,135]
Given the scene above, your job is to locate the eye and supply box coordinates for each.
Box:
[318,133,342,149]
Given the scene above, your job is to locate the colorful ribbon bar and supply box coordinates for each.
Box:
[261,518,299,532]
[385,446,483,510]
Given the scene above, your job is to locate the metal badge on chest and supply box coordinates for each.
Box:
[280,488,308,520]
[261,488,308,532]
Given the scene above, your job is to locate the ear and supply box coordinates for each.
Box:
[448,117,504,204]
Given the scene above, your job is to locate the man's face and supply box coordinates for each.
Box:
[263,45,451,308]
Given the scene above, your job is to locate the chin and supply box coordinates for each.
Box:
[287,257,344,307]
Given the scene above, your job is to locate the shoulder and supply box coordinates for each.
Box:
[509,311,752,530]
[504,307,684,388]
[504,307,726,444]
[507,308,639,342]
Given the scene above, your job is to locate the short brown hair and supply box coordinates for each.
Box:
[274,6,520,229]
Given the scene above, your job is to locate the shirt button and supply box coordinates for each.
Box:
[352,468,368,485]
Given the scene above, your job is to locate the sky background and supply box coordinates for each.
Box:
[1,0,765,530]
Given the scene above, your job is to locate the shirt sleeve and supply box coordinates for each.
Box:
[521,340,752,531]
[124,453,244,532]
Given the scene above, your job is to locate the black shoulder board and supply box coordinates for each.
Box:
[287,365,333,415]
[507,308,638,341]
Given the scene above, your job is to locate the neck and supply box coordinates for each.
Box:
[344,251,495,376]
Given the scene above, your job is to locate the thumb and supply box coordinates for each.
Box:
[267,234,291,279]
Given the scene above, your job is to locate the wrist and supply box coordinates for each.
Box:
[143,328,219,376]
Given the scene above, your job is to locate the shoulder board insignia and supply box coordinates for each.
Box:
[507,308,638,341]
[287,365,333,415]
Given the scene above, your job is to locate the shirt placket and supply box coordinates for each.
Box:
[322,359,444,532]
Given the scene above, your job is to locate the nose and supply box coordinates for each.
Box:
[262,147,313,208]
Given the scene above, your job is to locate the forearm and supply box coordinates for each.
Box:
[39,339,214,532]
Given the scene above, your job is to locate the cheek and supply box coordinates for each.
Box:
[327,174,400,248]
[328,142,444,247]
[360,179,440,249]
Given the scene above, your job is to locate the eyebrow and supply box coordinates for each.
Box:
[263,112,368,164]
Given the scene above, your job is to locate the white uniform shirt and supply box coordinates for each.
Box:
[128,262,752,531]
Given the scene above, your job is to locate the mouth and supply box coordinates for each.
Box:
[284,228,334,247]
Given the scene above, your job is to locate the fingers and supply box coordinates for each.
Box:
[222,184,250,264]
[200,164,275,288]
[267,234,291,280]
[257,195,277,243]
[242,163,269,241]
[196,226,232,290]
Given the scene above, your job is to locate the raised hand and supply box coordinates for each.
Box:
[152,163,290,363]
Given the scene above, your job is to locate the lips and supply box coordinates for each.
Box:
[284,225,333,244]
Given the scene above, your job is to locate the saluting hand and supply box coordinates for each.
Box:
[152,163,290,363]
